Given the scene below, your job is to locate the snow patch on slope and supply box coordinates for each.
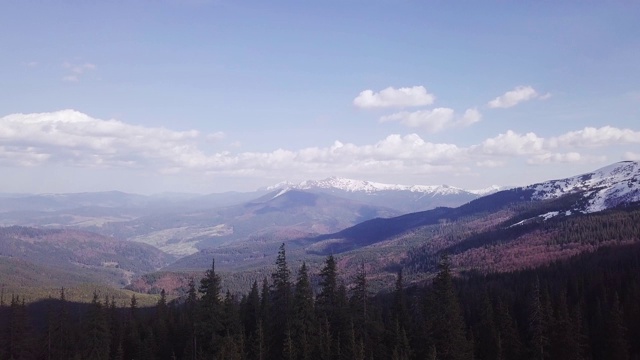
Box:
[529,161,640,213]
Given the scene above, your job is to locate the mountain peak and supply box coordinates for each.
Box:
[266,176,495,196]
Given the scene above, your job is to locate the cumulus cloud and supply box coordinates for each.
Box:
[62,62,96,82]
[353,86,435,108]
[380,107,481,133]
[527,152,583,165]
[473,130,545,156]
[0,110,203,168]
[488,86,543,108]
[380,108,454,132]
[1,110,638,183]
[476,160,506,168]
[548,126,640,148]
[460,108,482,126]
[527,152,606,165]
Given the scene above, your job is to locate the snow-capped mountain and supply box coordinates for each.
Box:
[269,176,503,196]
[528,161,640,213]
[266,176,505,212]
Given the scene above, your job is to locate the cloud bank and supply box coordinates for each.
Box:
[1,110,637,177]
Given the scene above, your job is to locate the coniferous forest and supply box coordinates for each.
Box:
[2,242,640,360]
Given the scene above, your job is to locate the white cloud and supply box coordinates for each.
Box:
[548,126,640,148]
[473,130,545,156]
[460,108,482,126]
[476,159,506,168]
[380,108,454,133]
[488,86,541,108]
[0,110,202,168]
[353,86,435,108]
[1,110,638,185]
[206,132,226,141]
[527,152,583,165]
[527,152,606,165]
[380,107,481,133]
[62,62,96,82]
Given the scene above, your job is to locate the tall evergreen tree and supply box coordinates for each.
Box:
[473,291,499,360]
[392,269,409,332]
[243,280,261,338]
[526,278,546,360]
[604,293,629,360]
[46,288,73,360]
[268,243,293,359]
[429,254,469,360]
[494,297,522,360]
[6,295,32,360]
[198,258,223,357]
[82,292,111,360]
[292,262,316,360]
[317,255,338,313]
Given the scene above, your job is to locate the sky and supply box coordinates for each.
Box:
[1,1,639,194]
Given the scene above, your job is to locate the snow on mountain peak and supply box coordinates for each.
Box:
[267,176,488,195]
[529,161,640,212]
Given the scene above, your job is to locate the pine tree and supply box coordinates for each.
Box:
[317,255,338,315]
[6,295,32,360]
[292,262,316,360]
[549,293,582,360]
[392,269,409,332]
[604,293,629,360]
[526,278,546,360]
[429,254,469,360]
[82,292,111,360]
[494,297,522,360]
[268,243,293,359]
[198,258,223,357]
[350,262,369,349]
[243,280,260,338]
[474,291,499,360]
[46,288,73,360]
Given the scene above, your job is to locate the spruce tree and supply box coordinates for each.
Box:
[82,292,111,360]
[46,288,73,360]
[293,262,316,360]
[268,243,293,359]
[429,254,469,360]
[604,293,629,360]
[198,258,223,357]
[526,278,546,360]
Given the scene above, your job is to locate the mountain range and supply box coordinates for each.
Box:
[1,161,640,298]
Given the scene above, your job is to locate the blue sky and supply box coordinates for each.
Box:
[1,1,639,194]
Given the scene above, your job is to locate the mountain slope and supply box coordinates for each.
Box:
[305,161,640,254]
[529,160,640,212]
[0,226,175,287]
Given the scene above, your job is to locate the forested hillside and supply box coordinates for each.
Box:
[2,242,639,359]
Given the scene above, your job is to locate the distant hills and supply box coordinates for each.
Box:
[0,177,500,257]
[2,161,640,299]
